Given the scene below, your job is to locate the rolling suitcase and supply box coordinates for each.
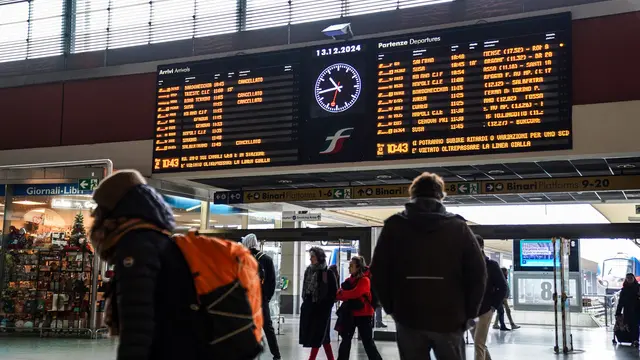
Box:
[613,316,637,345]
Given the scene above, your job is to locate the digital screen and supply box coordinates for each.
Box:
[153,53,300,171]
[152,13,571,173]
[520,240,555,267]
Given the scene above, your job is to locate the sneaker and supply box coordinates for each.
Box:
[500,327,512,331]
[493,325,500,330]
[511,324,521,329]
[376,323,388,328]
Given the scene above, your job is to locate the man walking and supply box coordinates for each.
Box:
[370,172,487,360]
[242,233,281,360]
[493,267,521,331]
[472,235,509,360]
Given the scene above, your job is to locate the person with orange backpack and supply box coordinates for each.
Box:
[90,170,263,360]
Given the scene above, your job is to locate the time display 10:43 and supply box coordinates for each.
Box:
[315,44,363,57]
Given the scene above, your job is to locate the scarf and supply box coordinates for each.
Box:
[303,263,327,303]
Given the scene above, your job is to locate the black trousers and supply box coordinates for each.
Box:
[337,315,382,360]
[396,322,465,360]
[262,300,281,358]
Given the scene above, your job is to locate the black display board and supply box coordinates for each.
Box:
[153,13,571,173]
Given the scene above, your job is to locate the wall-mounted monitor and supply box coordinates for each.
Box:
[513,238,580,272]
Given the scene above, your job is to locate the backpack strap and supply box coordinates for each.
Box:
[255,251,266,261]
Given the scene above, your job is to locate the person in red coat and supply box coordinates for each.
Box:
[336,256,383,360]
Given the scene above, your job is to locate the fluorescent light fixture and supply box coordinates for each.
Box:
[186,204,201,212]
[13,201,47,206]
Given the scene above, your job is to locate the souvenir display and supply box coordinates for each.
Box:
[0,213,96,336]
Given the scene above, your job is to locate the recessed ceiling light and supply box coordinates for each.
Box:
[487,170,505,175]
[278,179,293,184]
[356,202,369,206]
[376,174,392,180]
[528,197,544,201]
[617,164,636,169]
[14,201,47,206]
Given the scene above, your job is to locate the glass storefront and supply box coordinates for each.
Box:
[1,183,97,334]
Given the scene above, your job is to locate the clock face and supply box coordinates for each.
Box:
[314,63,362,113]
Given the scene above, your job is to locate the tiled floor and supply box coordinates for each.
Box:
[0,324,637,359]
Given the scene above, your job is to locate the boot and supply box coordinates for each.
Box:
[51,294,58,312]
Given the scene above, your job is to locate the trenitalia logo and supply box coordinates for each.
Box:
[319,128,354,155]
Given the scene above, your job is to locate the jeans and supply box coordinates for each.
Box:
[337,316,382,360]
[493,299,515,328]
[396,322,466,360]
[472,310,494,360]
[262,300,281,359]
[495,304,507,329]
[375,307,384,326]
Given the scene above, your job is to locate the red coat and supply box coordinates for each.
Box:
[336,275,375,317]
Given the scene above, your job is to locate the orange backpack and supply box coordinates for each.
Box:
[114,221,264,359]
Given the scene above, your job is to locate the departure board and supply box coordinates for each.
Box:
[373,23,570,159]
[154,53,299,171]
[152,13,571,173]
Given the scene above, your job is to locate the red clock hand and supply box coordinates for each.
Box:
[330,82,340,107]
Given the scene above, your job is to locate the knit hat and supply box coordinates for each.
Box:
[242,233,259,249]
[93,170,147,212]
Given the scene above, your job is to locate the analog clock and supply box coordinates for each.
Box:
[314,63,362,113]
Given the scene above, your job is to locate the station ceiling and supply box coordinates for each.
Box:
[195,156,640,189]
[194,156,640,207]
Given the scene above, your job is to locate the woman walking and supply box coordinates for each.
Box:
[336,256,382,360]
[616,273,640,347]
[300,247,338,360]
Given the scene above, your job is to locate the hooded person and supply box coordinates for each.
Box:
[241,233,282,360]
[370,172,487,360]
[616,273,640,347]
[90,170,204,360]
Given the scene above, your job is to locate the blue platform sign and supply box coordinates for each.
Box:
[13,183,93,196]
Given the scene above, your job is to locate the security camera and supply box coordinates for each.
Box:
[322,23,353,40]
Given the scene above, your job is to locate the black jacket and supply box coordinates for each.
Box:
[110,185,203,360]
[299,267,337,347]
[616,281,640,319]
[250,248,277,302]
[370,198,487,332]
[479,257,509,316]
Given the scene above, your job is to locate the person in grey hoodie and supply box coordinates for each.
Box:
[371,172,487,360]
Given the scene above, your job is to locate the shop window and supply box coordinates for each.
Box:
[1,190,96,333]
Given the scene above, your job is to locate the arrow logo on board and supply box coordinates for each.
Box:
[80,180,88,189]
[459,184,468,193]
